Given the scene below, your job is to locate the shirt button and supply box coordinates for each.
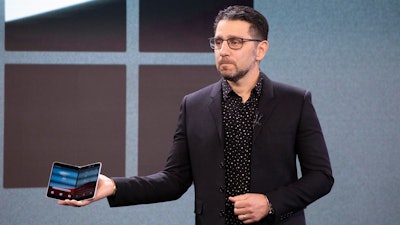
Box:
[219,210,225,217]
[219,186,225,193]
[219,162,225,169]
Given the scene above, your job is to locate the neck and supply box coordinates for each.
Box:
[227,69,260,103]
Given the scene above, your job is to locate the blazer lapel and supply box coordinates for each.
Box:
[206,75,278,145]
[253,73,278,141]
[208,80,223,143]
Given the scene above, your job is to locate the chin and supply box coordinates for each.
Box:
[219,71,233,78]
[219,67,234,75]
[221,73,238,82]
[220,70,247,83]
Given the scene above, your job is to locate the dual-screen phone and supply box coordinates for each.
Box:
[47,162,102,201]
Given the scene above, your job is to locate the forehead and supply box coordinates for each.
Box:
[215,20,252,38]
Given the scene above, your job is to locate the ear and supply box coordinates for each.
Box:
[256,40,269,61]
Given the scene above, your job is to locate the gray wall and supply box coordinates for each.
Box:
[1,0,399,224]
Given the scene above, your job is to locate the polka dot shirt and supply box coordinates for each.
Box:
[221,76,263,224]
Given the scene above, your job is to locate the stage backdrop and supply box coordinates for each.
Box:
[1,0,399,224]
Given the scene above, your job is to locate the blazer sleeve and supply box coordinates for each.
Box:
[266,91,334,222]
[107,96,193,207]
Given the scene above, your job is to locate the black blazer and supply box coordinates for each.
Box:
[108,73,334,225]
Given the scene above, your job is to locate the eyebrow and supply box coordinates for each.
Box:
[214,35,245,39]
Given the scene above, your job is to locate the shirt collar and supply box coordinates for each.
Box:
[222,74,263,101]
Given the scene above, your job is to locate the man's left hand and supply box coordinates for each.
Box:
[229,193,270,224]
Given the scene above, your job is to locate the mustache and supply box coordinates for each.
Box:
[218,59,235,64]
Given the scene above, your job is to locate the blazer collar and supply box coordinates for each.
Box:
[259,72,274,100]
[207,72,277,142]
[253,72,278,140]
[209,79,224,142]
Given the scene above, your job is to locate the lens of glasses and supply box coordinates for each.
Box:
[209,38,243,50]
[227,38,243,49]
[209,37,261,50]
[208,38,217,49]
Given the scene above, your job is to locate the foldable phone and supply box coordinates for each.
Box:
[47,162,101,200]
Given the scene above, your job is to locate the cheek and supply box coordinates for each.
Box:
[236,54,250,67]
[243,53,257,65]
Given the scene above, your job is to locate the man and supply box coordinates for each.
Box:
[59,5,334,225]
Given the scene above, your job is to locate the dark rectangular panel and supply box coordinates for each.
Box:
[5,0,126,51]
[4,64,126,188]
[139,0,253,52]
[138,65,220,175]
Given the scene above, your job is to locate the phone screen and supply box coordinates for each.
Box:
[47,162,101,200]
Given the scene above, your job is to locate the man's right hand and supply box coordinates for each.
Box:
[57,174,116,207]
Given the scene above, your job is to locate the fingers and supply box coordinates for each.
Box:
[228,193,247,202]
[57,199,91,207]
[241,214,254,224]
[229,193,249,210]
[228,193,270,223]
[229,194,251,222]
[56,174,115,208]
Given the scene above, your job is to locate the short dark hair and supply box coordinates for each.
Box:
[213,5,269,40]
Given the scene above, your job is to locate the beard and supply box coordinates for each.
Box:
[218,60,252,83]
[220,68,249,83]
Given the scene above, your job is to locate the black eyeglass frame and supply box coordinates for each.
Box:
[208,37,262,50]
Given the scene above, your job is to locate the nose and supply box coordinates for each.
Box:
[218,40,230,56]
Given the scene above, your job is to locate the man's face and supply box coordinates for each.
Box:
[213,20,261,82]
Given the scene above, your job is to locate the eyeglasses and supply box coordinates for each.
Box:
[209,37,262,50]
